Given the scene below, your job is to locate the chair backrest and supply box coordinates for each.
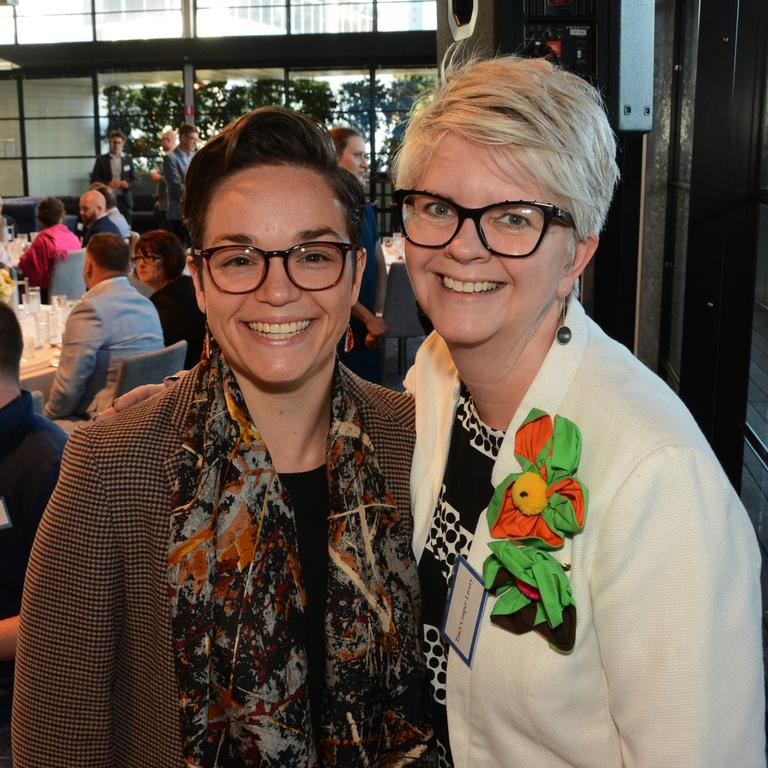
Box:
[30,390,45,416]
[382,262,424,339]
[48,248,86,299]
[113,340,188,398]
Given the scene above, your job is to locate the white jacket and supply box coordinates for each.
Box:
[406,300,764,768]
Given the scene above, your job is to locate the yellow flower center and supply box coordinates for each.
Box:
[511,471,548,516]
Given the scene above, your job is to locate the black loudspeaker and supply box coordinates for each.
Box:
[438,0,654,133]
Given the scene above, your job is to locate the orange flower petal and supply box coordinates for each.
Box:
[514,413,553,468]
[548,477,586,526]
[490,491,564,547]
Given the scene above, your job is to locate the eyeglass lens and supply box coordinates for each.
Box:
[209,243,346,292]
[401,193,550,257]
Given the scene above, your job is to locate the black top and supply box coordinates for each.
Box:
[417,387,504,766]
[279,464,329,742]
[150,275,206,369]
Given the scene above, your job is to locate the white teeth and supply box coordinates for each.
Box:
[442,276,501,293]
[248,320,311,339]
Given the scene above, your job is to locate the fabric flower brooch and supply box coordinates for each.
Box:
[483,408,588,652]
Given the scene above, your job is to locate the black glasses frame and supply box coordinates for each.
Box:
[190,241,357,294]
[132,253,162,263]
[393,189,576,258]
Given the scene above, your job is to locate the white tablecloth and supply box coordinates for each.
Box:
[20,345,59,400]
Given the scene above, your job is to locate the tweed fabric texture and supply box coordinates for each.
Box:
[13,363,425,768]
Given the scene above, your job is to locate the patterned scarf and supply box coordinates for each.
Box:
[168,343,433,767]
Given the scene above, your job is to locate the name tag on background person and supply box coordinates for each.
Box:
[441,555,487,667]
[0,498,11,530]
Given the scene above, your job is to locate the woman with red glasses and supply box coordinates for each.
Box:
[13,108,434,768]
[393,52,763,767]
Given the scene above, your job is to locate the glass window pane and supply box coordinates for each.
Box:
[288,69,367,128]
[0,81,19,119]
[376,0,436,31]
[95,0,182,10]
[0,8,14,45]
[0,121,22,158]
[375,67,436,170]
[0,160,24,197]
[23,78,94,118]
[25,118,95,157]
[98,71,184,170]
[195,69,285,135]
[196,3,287,36]
[96,10,183,40]
[27,159,91,197]
[291,2,372,34]
[16,14,93,45]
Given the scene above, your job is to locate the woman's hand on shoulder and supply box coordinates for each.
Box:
[96,371,188,420]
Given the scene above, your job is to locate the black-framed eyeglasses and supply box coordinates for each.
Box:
[393,189,576,258]
[132,253,162,263]
[190,241,357,294]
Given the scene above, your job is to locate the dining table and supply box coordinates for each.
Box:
[20,343,60,401]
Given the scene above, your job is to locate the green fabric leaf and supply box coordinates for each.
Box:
[544,414,582,483]
[485,471,520,531]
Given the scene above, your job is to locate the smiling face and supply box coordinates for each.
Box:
[405,133,597,365]
[338,135,367,184]
[190,163,364,397]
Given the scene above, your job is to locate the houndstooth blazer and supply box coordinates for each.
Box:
[12,366,417,768]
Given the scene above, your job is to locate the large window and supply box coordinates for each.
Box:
[95,0,183,42]
[196,0,287,37]
[98,70,184,194]
[23,77,94,196]
[15,0,93,45]
[0,80,21,196]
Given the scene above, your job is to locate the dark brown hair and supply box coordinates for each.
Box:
[86,232,130,273]
[183,107,364,265]
[0,301,22,381]
[36,196,66,229]
[179,123,198,138]
[108,129,125,141]
[135,230,186,280]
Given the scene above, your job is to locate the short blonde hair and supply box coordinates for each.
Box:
[392,51,619,240]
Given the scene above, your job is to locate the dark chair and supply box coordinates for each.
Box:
[382,262,425,374]
[48,249,86,300]
[113,340,188,397]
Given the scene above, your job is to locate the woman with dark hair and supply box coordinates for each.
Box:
[14,108,434,767]
[329,127,388,383]
[134,229,206,368]
[18,196,81,300]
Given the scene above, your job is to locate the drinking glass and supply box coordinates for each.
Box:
[25,286,41,314]
[34,307,50,348]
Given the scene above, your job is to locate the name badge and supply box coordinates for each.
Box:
[123,164,131,172]
[0,497,11,530]
[441,555,487,667]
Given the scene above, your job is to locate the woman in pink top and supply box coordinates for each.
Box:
[18,196,81,299]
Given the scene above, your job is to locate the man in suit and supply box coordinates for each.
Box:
[45,233,163,423]
[79,189,121,247]
[162,123,198,246]
[0,302,67,767]
[150,129,177,229]
[89,182,130,238]
[90,130,136,224]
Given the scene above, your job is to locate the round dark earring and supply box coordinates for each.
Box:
[556,300,572,345]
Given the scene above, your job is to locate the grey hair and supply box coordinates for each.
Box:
[392,48,619,240]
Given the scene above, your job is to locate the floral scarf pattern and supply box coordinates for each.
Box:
[168,344,434,766]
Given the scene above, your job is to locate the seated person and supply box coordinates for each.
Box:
[0,197,16,240]
[17,197,82,301]
[78,189,121,248]
[89,182,131,239]
[0,302,67,763]
[134,230,205,369]
[45,233,163,422]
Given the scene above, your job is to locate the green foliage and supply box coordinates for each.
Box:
[100,71,437,173]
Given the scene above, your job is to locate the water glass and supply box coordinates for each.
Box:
[19,310,35,361]
[34,307,50,348]
[50,294,68,345]
[25,286,41,314]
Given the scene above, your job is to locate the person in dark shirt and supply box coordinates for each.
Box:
[0,302,67,766]
[132,230,206,369]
